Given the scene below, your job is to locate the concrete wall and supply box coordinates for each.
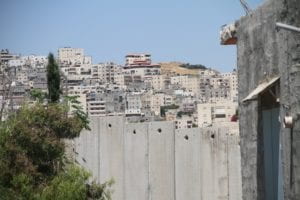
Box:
[73,117,241,200]
[236,0,300,199]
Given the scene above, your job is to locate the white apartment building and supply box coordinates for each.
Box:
[198,68,219,77]
[171,75,199,94]
[16,72,28,84]
[91,62,121,84]
[144,75,165,91]
[197,100,237,127]
[114,72,125,87]
[150,93,175,116]
[125,53,151,66]
[125,94,142,115]
[164,94,174,105]
[8,59,25,67]
[123,65,161,79]
[175,115,194,129]
[23,55,48,68]
[58,47,91,65]
[87,100,106,116]
[150,93,165,116]
[221,71,238,101]
[58,47,93,81]
[61,63,92,81]
[68,85,100,95]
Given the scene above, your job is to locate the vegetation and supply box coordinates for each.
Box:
[0,101,112,199]
[180,63,207,70]
[47,53,61,103]
[160,104,179,117]
[1,56,112,200]
[176,111,193,118]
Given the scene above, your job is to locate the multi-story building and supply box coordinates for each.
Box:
[91,62,121,84]
[150,93,165,116]
[58,47,92,81]
[125,93,142,115]
[144,74,165,91]
[87,100,106,116]
[170,75,199,96]
[0,49,19,65]
[175,115,194,129]
[58,47,91,65]
[123,53,161,85]
[221,70,238,101]
[197,100,237,127]
[125,53,151,66]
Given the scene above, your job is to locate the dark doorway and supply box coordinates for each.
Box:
[260,83,283,200]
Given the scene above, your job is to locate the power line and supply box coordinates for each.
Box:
[239,0,252,15]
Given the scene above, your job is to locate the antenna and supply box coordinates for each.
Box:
[239,0,252,15]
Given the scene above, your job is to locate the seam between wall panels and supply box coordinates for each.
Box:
[122,117,126,200]
[97,118,101,182]
[174,122,177,200]
[200,128,203,200]
[147,122,151,200]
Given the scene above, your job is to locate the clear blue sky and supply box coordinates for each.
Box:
[0,0,263,72]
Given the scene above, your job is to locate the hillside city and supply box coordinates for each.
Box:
[0,48,238,128]
[2,0,299,199]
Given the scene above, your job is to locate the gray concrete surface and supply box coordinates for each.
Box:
[236,0,300,199]
[73,117,241,200]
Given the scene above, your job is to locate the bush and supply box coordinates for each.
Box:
[0,102,112,200]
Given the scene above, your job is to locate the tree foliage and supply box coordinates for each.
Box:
[160,104,179,117]
[47,53,61,103]
[179,63,207,70]
[0,102,112,200]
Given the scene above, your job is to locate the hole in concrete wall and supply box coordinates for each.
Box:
[184,135,189,140]
[157,128,162,133]
[108,123,112,128]
[211,134,215,139]
[133,130,136,134]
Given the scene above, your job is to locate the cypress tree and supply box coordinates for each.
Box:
[47,53,60,103]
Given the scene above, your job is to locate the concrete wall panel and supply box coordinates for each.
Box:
[148,121,175,200]
[74,117,100,176]
[73,117,241,200]
[227,135,242,200]
[124,123,149,200]
[175,128,201,200]
[98,116,124,200]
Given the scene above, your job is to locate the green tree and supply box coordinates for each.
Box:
[39,165,113,200]
[0,102,112,199]
[30,88,47,103]
[47,53,60,103]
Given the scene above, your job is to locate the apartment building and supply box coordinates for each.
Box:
[58,47,92,81]
[221,71,238,101]
[91,62,121,84]
[175,115,194,129]
[170,75,199,95]
[125,93,142,115]
[197,100,237,127]
[58,47,91,65]
[150,93,165,116]
[0,49,19,65]
[123,53,161,85]
[125,53,151,66]
[144,74,165,91]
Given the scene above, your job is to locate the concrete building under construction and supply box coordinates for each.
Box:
[222,0,300,199]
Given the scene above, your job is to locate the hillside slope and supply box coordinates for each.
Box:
[159,62,204,76]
